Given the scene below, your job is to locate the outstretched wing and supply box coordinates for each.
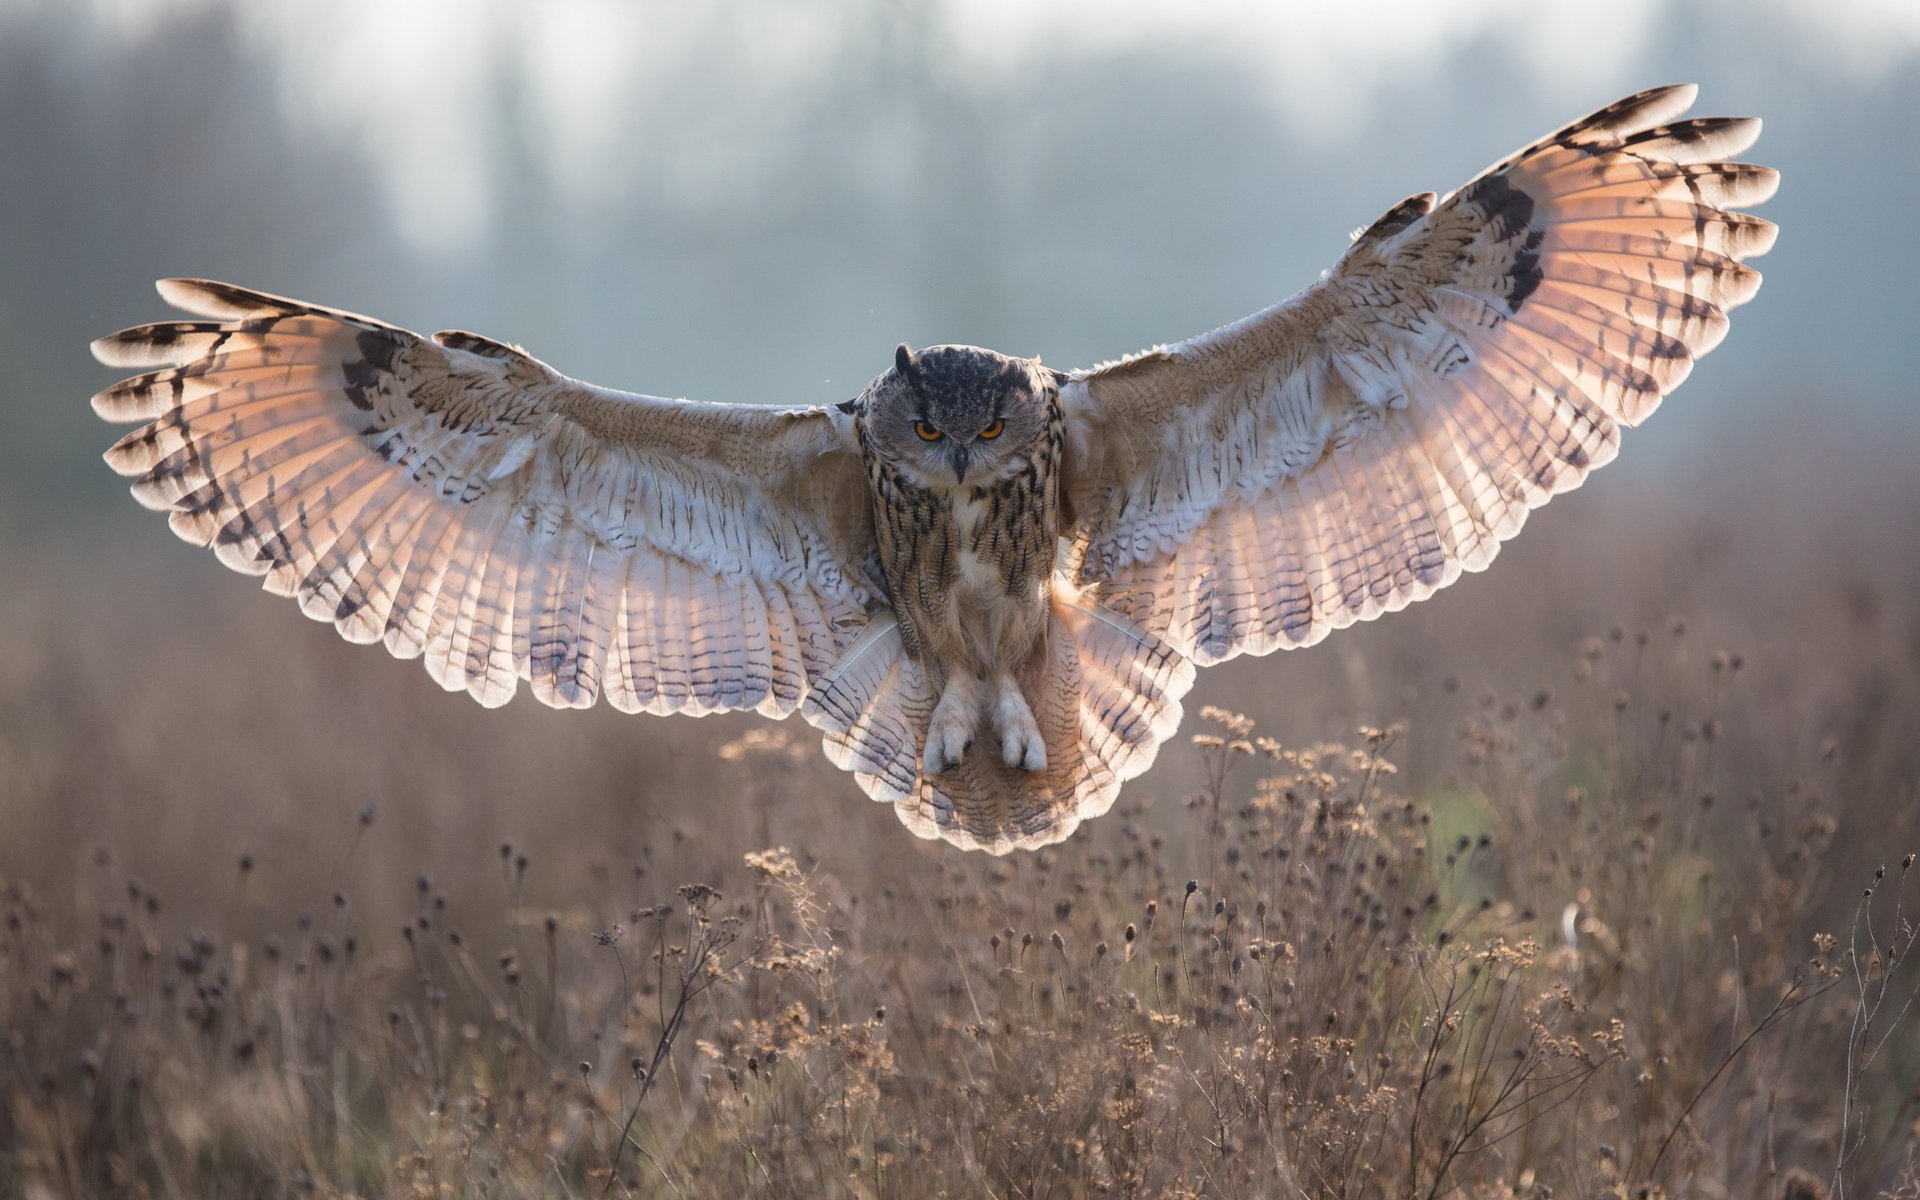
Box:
[94,280,880,714]
[1061,84,1775,664]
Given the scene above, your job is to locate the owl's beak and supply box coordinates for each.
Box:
[948,443,971,485]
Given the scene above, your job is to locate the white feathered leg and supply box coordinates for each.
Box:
[924,672,981,775]
[994,676,1047,772]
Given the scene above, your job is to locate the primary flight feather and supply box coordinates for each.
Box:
[93,84,1775,853]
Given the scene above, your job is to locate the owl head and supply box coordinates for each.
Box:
[860,343,1058,488]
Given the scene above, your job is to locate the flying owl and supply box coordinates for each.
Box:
[93,85,1774,853]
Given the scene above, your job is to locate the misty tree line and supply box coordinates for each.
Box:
[2,1,1906,527]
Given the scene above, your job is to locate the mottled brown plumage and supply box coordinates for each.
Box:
[841,346,1108,843]
[90,85,1774,853]
[859,347,1063,765]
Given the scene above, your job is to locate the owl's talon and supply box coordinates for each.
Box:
[1003,726,1048,773]
[924,724,971,775]
[925,681,979,775]
[994,681,1047,772]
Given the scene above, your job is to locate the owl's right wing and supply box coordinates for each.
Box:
[1060,84,1774,664]
[94,279,880,715]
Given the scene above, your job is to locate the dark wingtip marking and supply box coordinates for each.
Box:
[341,359,380,411]
[1507,227,1546,312]
[341,330,403,412]
[1472,174,1536,241]
[1465,175,1544,313]
[360,329,402,370]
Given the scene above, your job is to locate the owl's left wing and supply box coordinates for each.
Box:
[1060,84,1775,664]
[93,280,879,715]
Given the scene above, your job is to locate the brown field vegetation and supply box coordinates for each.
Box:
[3,424,1920,1197]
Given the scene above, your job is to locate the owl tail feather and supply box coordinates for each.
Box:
[800,593,1195,854]
[800,615,935,804]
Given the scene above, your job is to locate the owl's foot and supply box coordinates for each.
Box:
[995,681,1047,773]
[924,677,979,776]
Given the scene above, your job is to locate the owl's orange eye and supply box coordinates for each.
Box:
[978,419,1005,440]
[913,420,943,442]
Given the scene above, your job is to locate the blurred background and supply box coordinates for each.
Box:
[2,0,1917,915]
[6,4,1920,1193]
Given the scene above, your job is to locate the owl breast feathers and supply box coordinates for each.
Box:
[92,85,1774,852]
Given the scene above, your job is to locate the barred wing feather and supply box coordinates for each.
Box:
[93,280,880,714]
[1061,84,1775,664]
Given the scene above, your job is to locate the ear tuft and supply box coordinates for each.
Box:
[894,343,918,388]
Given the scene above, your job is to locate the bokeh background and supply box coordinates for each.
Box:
[6,3,1920,1194]
[3,0,1919,986]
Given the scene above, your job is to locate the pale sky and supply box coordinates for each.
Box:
[3,0,1917,507]
[54,0,1920,251]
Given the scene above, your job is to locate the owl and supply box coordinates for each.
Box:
[93,85,1773,853]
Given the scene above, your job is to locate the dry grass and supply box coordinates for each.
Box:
[5,433,1920,1198]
